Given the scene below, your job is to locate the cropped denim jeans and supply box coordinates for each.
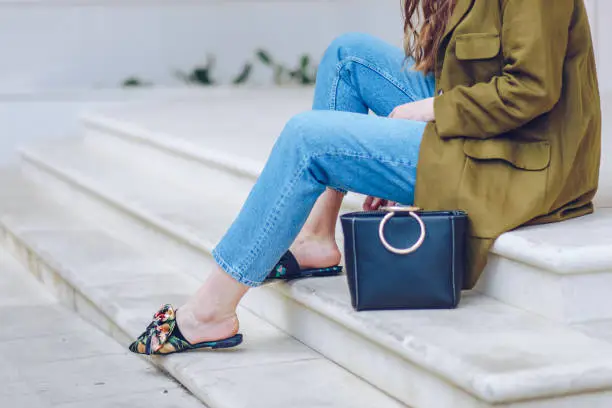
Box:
[212,33,435,287]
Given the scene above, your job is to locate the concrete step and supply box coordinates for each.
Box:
[79,93,612,324]
[0,169,405,408]
[16,138,612,407]
[0,244,206,408]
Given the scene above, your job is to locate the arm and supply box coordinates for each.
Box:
[434,0,574,139]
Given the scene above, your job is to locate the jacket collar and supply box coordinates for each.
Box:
[443,0,475,39]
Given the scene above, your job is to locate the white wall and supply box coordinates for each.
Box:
[0,0,609,165]
[0,0,403,91]
[0,0,601,91]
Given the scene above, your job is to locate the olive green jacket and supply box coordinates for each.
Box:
[414,0,601,288]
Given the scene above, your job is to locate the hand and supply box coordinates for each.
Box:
[389,98,435,122]
[363,196,397,211]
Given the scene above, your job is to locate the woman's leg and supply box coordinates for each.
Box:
[313,32,435,114]
[176,33,435,345]
[290,32,436,271]
[178,111,428,343]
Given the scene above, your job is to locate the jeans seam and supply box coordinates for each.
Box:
[334,56,421,105]
[316,149,417,167]
[329,62,343,110]
[313,150,418,203]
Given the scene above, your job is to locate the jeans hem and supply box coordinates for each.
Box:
[212,249,263,288]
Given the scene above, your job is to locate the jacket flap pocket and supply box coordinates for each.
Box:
[463,139,551,171]
[456,33,501,60]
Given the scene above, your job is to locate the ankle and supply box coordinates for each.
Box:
[177,305,240,344]
[181,303,236,325]
[291,236,341,269]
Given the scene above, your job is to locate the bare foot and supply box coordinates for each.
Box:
[176,306,239,345]
[290,235,341,269]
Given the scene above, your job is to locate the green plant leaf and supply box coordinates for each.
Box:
[193,68,214,85]
[121,76,152,87]
[122,78,141,87]
[256,49,274,66]
[233,63,253,85]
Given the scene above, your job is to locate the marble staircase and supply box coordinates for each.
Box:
[3,88,612,408]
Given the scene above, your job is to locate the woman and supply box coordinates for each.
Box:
[130,0,600,355]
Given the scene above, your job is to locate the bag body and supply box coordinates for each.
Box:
[340,208,468,311]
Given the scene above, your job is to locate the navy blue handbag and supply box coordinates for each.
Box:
[340,207,468,311]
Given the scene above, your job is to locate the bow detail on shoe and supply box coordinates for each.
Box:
[131,304,178,355]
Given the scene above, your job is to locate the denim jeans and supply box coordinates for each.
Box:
[212,33,436,287]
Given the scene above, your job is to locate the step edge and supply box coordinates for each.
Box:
[491,231,612,275]
[20,146,214,253]
[19,144,612,404]
[81,113,264,179]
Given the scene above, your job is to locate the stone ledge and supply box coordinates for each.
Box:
[491,209,612,274]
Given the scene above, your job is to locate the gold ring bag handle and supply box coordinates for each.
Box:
[378,206,426,255]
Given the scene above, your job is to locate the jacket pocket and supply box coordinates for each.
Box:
[456,33,501,60]
[458,139,551,238]
[463,139,551,171]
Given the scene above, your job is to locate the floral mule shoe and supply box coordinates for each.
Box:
[129,304,243,355]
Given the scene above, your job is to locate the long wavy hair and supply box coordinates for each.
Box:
[403,0,456,73]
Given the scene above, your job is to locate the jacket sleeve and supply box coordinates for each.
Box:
[434,0,574,139]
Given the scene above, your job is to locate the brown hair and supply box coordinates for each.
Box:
[403,0,456,73]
